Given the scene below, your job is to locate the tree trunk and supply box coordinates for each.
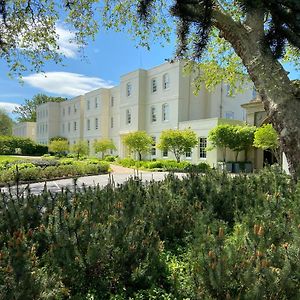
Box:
[213,10,300,179]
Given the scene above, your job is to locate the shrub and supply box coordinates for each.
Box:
[0,136,48,155]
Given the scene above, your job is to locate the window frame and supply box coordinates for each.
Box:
[199,137,207,159]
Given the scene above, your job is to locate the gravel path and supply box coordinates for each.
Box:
[1,164,184,196]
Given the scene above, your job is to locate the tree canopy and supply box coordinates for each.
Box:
[1,0,300,176]
[0,109,13,136]
[158,128,198,163]
[123,131,152,161]
[93,139,116,158]
[13,94,66,122]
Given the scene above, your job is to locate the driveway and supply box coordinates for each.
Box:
[1,165,185,195]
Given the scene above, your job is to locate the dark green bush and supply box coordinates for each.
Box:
[0,166,299,299]
[0,136,48,155]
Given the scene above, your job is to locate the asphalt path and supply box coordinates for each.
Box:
[1,169,186,196]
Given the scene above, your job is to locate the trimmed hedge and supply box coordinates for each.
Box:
[0,159,110,184]
[0,136,48,155]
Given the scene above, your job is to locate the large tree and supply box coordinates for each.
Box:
[0,109,13,136]
[13,94,66,122]
[1,1,299,177]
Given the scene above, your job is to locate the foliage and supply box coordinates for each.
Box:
[0,167,299,298]
[71,140,89,159]
[13,94,66,122]
[123,131,153,161]
[48,140,69,156]
[0,158,109,184]
[93,139,116,158]
[0,109,13,136]
[207,124,236,162]
[231,125,256,161]
[49,136,68,142]
[158,128,198,163]
[0,136,48,156]
[254,124,280,162]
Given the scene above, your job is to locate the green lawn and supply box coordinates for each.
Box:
[0,155,30,162]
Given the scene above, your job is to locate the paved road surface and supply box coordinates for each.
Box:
[1,165,185,195]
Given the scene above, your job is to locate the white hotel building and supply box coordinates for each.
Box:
[35,61,254,167]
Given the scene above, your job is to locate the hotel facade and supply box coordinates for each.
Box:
[30,61,254,167]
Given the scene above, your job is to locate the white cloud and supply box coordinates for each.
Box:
[0,102,20,113]
[23,72,114,97]
[56,25,78,58]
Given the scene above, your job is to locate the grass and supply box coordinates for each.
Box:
[0,155,30,162]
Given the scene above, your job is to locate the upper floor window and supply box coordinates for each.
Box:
[95,97,99,108]
[62,108,65,116]
[68,106,71,115]
[151,78,157,93]
[225,111,234,119]
[111,96,114,107]
[126,109,131,124]
[126,82,132,97]
[163,73,170,90]
[62,123,65,132]
[87,100,90,110]
[151,106,157,123]
[226,84,235,96]
[95,118,99,130]
[74,104,77,113]
[74,121,77,131]
[162,103,169,121]
[111,117,114,128]
[87,119,90,130]
[68,122,70,132]
[199,137,207,159]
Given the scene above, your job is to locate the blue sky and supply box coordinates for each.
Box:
[0,23,299,117]
[0,26,175,116]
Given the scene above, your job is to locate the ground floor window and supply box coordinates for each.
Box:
[151,136,156,156]
[162,149,168,157]
[199,137,207,158]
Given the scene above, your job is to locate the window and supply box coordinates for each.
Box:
[151,136,156,156]
[62,123,65,132]
[63,108,65,116]
[111,96,114,107]
[45,124,48,132]
[87,119,90,130]
[95,97,99,108]
[225,111,234,119]
[163,73,170,89]
[74,104,77,113]
[95,118,99,130]
[185,149,191,158]
[199,137,207,159]
[87,100,90,110]
[226,84,235,96]
[74,121,77,131]
[126,82,132,97]
[151,106,157,123]
[162,103,169,121]
[162,149,168,157]
[111,117,114,128]
[126,109,131,124]
[151,78,157,93]
[87,140,90,148]
[46,109,48,117]
[68,106,71,115]
[68,122,70,132]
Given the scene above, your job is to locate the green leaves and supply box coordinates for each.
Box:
[123,131,153,160]
[157,128,198,163]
